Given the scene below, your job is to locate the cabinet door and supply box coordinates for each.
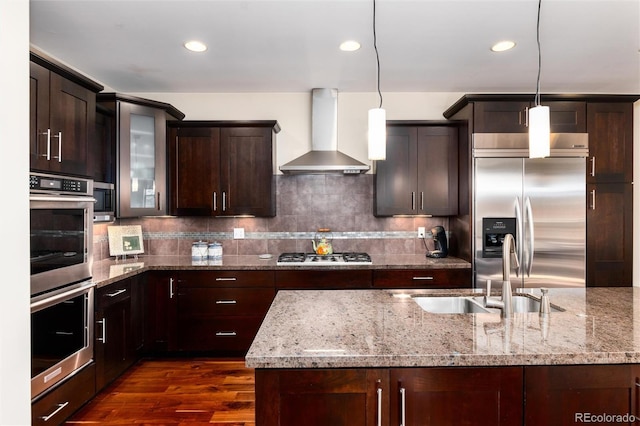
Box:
[117,102,167,217]
[417,126,458,215]
[144,272,178,353]
[220,127,276,216]
[524,365,640,425]
[95,281,133,391]
[91,106,116,183]
[255,368,388,426]
[169,126,221,215]
[390,367,523,426]
[548,101,586,133]
[30,62,51,172]
[586,183,632,286]
[474,101,530,133]
[374,126,418,216]
[586,102,633,183]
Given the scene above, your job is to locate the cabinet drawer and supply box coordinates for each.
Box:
[97,281,131,307]
[276,269,372,289]
[32,363,95,426]
[178,270,275,288]
[178,287,275,316]
[177,316,265,353]
[373,269,471,288]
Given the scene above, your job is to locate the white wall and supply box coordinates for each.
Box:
[130,91,464,173]
[0,0,31,424]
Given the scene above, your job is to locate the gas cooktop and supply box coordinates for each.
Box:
[277,252,372,266]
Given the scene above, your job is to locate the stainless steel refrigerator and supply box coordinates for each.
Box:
[473,133,589,289]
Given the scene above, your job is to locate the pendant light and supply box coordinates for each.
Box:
[528,0,550,159]
[368,0,386,160]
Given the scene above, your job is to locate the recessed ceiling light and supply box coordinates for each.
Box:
[184,40,207,52]
[491,40,516,52]
[340,40,361,52]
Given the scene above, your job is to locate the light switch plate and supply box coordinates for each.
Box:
[233,228,245,239]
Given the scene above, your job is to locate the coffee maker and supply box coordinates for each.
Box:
[426,225,448,258]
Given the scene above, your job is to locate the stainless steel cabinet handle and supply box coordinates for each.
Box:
[56,131,62,162]
[590,189,596,210]
[222,191,227,211]
[169,278,175,299]
[524,107,529,127]
[420,191,424,211]
[590,156,596,177]
[400,387,406,426]
[40,401,69,422]
[411,192,416,210]
[156,192,161,210]
[412,276,434,280]
[215,277,237,281]
[41,129,51,159]
[376,387,383,426]
[97,318,107,343]
[106,288,127,297]
[215,331,237,336]
[215,300,237,304]
[213,192,217,211]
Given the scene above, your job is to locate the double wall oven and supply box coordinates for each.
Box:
[30,172,96,400]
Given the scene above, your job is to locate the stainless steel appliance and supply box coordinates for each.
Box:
[30,172,94,295]
[277,252,372,266]
[473,133,588,289]
[31,280,95,399]
[92,181,115,222]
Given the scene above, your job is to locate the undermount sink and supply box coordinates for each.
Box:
[414,295,564,314]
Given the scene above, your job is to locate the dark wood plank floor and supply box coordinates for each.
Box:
[65,359,255,425]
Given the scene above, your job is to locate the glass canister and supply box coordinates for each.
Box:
[208,242,223,260]
[312,228,333,255]
[191,241,208,260]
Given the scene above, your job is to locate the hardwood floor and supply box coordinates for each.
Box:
[65,359,255,425]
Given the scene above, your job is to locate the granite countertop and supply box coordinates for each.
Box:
[245,287,640,369]
[91,254,471,287]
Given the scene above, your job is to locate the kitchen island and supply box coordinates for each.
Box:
[245,288,640,425]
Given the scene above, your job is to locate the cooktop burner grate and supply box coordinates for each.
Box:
[277,252,372,265]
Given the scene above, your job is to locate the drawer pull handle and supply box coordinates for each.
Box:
[216,300,237,305]
[106,288,127,297]
[97,318,107,343]
[400,387,406,426]
[216,331,237,337]
[215,277,237,281]
[376,387,382,426]
[412,276,434,280]
[40,401,69,421]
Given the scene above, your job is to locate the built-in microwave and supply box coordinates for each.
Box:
[93,181,115,222]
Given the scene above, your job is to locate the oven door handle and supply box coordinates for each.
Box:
[29,195,97,203]
[31,282,97,311]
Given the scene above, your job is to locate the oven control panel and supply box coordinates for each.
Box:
[30,172,92,196]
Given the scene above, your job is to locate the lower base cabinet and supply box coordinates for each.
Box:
[256,364,640,426]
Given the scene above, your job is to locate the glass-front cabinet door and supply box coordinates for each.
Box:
[117,102,167,217]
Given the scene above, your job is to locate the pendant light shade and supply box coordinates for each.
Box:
[528,105,550,158]
[368,107,386,160]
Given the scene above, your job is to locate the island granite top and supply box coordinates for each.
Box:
[245,287,640,369]
[91,254,470,288]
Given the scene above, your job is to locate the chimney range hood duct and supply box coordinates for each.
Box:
[279,88,370,175]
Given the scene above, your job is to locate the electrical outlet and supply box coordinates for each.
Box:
[417,227,426,238]
[233,228,245,239]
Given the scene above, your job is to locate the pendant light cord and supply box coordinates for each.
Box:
[373,0,383,108]
[534,0,542,106]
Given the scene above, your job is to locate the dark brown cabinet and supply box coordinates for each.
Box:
[94,278,138,391]
[473,100,586,133]
[276,269,373,289]
[91,104,116,184]
[585,101,635,287]
[168,121,279,217]
[175,270,275,354]
[145,271,179,353]
[373,268,471,288]
[375,123,458,216]
[30,50,102,177]
[524,364,640,425]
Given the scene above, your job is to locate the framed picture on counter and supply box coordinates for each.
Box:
[108,225,144,257]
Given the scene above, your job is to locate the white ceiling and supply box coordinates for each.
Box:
[30,0,640,94]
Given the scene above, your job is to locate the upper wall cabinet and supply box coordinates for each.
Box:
[473,100,586,133]
[375,122,458,217]
[97,93,184,218]
[168,121,279,217]
[30,49,103,177]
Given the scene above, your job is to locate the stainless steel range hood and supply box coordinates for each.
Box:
[279,88,370,175]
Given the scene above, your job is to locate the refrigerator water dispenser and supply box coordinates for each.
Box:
[482,218,516,258]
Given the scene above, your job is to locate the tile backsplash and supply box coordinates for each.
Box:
[93,174,450,260]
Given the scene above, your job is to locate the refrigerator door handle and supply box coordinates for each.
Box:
[514,197,523,276]
[525,196,534,277]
